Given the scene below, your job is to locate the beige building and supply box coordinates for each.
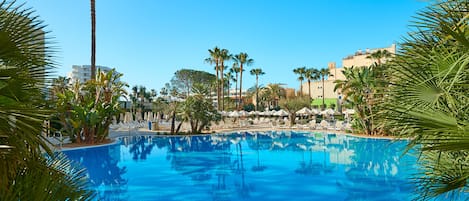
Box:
[301,44,396,99]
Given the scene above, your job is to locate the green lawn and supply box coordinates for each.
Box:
[311,98,337,107]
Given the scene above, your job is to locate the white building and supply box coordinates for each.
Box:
[68,65,119,84]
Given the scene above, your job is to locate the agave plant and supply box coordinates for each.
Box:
[383,0,469,199]
[0,1,93,199]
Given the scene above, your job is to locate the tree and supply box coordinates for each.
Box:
[261,83,286,109]
[56,69,127,144]
[319,68,332,110]
[250,68,265,111]
[178,84,221,134]
[334,66,379,135]
[233,53,254,110]
[383,0,469,199]
[366,49,392,65]
[230,63,241,108]
[225,70,234,104]
[293,67,306,96]
[219,49,232,111]
[90,0,96,80]
[205,47,222,110]
[305,68,319,98]
[279,96,310,126]
[0,1,92,199]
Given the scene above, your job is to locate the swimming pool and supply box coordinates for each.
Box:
[63,131,418,201]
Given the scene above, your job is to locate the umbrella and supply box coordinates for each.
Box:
[310,109,320,115]
[229,111,240,118]
[274,109,289,116]
[296,107,312,115]
[248,111,259,116]
[320,109,335,116]
[343,109,355,115]
[238,110,249,117]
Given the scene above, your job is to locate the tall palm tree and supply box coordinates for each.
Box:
[205,47,221,110]
[224,70,234,103]
[319,68,332,110]
[230,63,241,108]
[304,68,319,98]
[233,53,254,110]
[250,68,265,111]
[219,49,231,110]
[90,0,96,80]
[293,67,306,96]
[0,1,92,199]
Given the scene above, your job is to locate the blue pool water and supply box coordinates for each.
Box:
[64,131,419,201]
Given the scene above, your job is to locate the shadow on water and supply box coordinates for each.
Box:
[64,144,128,200]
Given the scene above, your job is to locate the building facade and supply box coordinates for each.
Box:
[301,44,396,99]
[68,65,119,84]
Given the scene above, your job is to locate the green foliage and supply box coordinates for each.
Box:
[383,0,469,199]
[178,84,221,134]
[279,96,310,126]
[243,103,255,112]
[54,69,127,144]
[171,69,216,98]
[0,1,92,199]
[334,66,385,135]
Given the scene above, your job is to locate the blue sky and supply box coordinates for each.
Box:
[26,0,428,92]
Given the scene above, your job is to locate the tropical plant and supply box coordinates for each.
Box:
[250,68,265,111]
[260,83,286,109]
[319,67,332,110]
[178,84,221,134]
[293,67,306,95]
[382,0,469,199]
[334,66,382,135]
[0,1,93,199]
[233,52,254,110]
[225,70,234,103]
[55,69,127,144]
[279,96,310,126]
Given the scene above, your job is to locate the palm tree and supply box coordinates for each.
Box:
[293,67,306,96]
[205,47,221,110]
[0,1,92,199]
[250,68,265,111]
[225,70,234,103]
[230,63,241,108]
[219,49,232,110]
[383,0,469,198]
[304,68,319,98]
[233,53,254,110]
[90,0,96,80]
[366,49,392,65]
[319,68,332,110]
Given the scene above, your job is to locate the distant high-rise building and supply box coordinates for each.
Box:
[68,65,119,84]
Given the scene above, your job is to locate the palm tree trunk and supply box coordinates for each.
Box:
[221,64,225,111]
[308,80,311,98]
[255,75,259,111]
[322,77,325,110]
[235,72,239,109]
[90,0,96,80]
[215,64,220,110]
[238,64,243,111]
[299,80,303,96]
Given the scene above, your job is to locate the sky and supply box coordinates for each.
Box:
[25,0,428,92]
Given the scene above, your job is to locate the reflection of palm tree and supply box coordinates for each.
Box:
[234,143,250,198]
[252,134,267,172]
[129,136,155,160]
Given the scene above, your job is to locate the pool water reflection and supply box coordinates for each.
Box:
[64,131,418,201]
